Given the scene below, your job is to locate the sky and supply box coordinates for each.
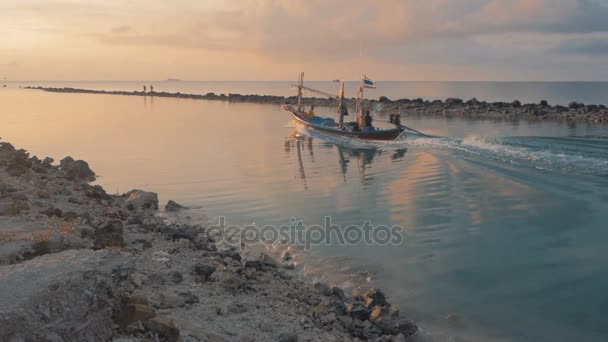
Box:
[2,0,608,81]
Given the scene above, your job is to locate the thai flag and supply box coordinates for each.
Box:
[363,76,376,89]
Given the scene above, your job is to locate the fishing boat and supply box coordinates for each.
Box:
[284,72,405,141]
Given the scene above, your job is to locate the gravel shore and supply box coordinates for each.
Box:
[25,86,608,125]
[0,140,418,342]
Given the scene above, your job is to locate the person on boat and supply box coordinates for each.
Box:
[394,114,401,127]
[308,105,315,118]
[364,110,373,128]
[303,105,316,119]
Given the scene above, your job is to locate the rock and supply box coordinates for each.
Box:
[320,312,337,325]
[159,291,186,309]
[511,100,521,107]
[259,252,279,267]
[193,234,215,251]
[539,99,549,106]
[165,200,188,211]
[160,224,199,241]
[215,272,248,292]
[397,319,418,338]
[193,263,217,280]
[445,98,463,106]
[117,303,156,329]
[314,282,332,296]
[5,150,32,176]
[122,190,159,210]
[280,250,292,262]
[363,288,387,308]
[58,157,95,182]
[169,270,183,284]
[338,316,353,330]
[220,248,242,262]
[81,184,111,200]
[0,249,134,342]
[93,221,124,249]
[311,299,335,319]
[244,260,263,270]
[178,292,199,305]
[329,286,345,300]
[143,316,180,342]
[393,333,408,342]
[370,306,385,321]
[346,303,371,320]
[352,287,364,300]
[278,332,298,342]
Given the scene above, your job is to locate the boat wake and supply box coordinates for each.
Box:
[295,124,608,177]
[405,135,608,176]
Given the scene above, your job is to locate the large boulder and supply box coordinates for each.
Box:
[165,200,188,212]
[445,98,463,106]
[59,156,96,182]
[122,190,159,210]
[0,249,134,342]
[143,316,180,342]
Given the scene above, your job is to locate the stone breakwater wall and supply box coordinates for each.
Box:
[25,86,608,124]
[0,140,418,342]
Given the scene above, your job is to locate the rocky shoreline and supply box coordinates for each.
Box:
[0,140,417,342]
[25,85,608,124]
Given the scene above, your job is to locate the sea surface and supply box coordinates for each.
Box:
[2,84,608,341]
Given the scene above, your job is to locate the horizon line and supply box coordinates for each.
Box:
[5,79,608,83]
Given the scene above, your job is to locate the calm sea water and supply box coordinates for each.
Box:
[2,85,608,341]
[7,80,608,106]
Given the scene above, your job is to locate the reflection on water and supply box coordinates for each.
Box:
[2,88,608,342]
[284,132,408,189]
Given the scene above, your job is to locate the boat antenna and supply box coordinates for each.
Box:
[337,80,345,127]
[358,75,365,127]
[297,72,304,113]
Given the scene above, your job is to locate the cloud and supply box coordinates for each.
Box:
[554,35,608,56]
[5,0,608,80]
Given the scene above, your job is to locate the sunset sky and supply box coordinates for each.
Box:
[2,0,608,81]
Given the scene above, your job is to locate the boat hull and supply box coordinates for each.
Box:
[284,106,404,141]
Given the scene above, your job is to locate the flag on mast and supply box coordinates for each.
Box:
[363,75,376,89]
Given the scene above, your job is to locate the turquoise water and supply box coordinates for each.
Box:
[2,87,608,341]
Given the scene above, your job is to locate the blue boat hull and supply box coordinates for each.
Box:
[284,106,404,141]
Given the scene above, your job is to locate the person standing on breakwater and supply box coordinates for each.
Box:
[143,85,147,93]
[150,85,154,93]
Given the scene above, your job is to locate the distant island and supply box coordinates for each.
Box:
[166,78,181,82]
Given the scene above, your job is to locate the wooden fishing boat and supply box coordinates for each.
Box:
[284,105,404,140]
[284,72,405,141]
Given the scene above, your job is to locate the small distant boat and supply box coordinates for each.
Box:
[166,78,181,82]
[284,72,405,141]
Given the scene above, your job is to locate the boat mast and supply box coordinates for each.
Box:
[338,81,345,127]
[297,72,304,113]
[358,75,365,127]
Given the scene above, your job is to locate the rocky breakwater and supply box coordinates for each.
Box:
[376,97,608,124]
[26,86,608,125]
[0,139,418,341]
